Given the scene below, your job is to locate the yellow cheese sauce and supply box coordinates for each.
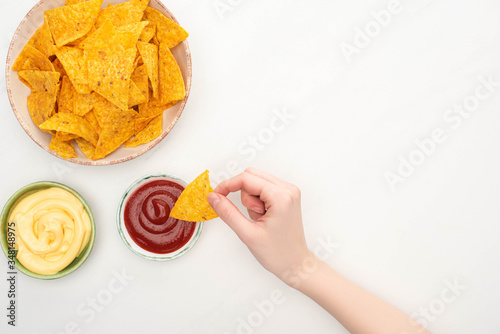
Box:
[8,187,91,275]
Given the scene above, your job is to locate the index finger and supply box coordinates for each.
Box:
[214,172,280,207]
[244,167,288,187]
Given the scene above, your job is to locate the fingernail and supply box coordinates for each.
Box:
[252,206,265,214]
[207,192,220,207]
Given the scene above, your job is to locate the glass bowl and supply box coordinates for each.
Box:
[117,173,203,261]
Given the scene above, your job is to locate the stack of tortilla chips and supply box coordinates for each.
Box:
[13,0,188,160]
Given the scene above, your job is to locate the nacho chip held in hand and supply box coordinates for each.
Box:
[170,171,218,222]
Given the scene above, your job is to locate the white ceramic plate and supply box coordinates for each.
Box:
[5,0,192,166]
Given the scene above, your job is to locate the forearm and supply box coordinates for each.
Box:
[296,259,430,334]
[210,170,429,333]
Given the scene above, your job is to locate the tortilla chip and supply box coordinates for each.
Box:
[39,113,99,146]
[79,19,116,51]
[49,136,77,159]
[92,108,137,159]
[55,46,90,94]
[158,43,185,105]
[65,0,85,5]
[95,0,149,28]
[20,59,40,71]
[134,55,143,67]
[75,138,96,159]
[138,22,156,43]
[137,95,158,117]
[68,25,97,46]
[27,90,58,129]
[125,114,161,147]
[137,41,158,98]
[131,64,149,103]
[91,93,121,126]
[151,35,160,46]
[170,170,218,221]
[80,12,148,49]
[160,100,178,111]
[88,47,137,110]
[13,45,54,72]
[18,74,32,90]
[143,7,188,48]
[58,76,74,113]
[116,21,148,49]
[27,22,55,58]
[129,80,147,107]
[133,0,149,10]
[138,96,177,117]
[45,0,103,47]
[54,131,78,141]
[74,91,95,116]
[18,70,60,95]
[55,47,85,83]
[55,74,93,116]
[52,58,67,77]
[133,116,155,133]
[84,110,102,135]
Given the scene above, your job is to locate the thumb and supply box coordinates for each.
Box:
[207,192,251,238]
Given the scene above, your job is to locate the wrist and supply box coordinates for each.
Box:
[295,259,338,296]
[279,250,326,290]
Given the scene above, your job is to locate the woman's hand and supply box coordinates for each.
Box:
[207,168,311,283]
[209,168,430,334]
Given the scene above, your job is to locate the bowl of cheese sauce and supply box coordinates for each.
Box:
[0,182,95,279]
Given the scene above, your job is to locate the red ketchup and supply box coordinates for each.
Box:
[123,179,196,254]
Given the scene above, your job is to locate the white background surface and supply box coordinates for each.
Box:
[1,0,499,333]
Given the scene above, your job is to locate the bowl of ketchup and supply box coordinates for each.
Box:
[117,173,203,260]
